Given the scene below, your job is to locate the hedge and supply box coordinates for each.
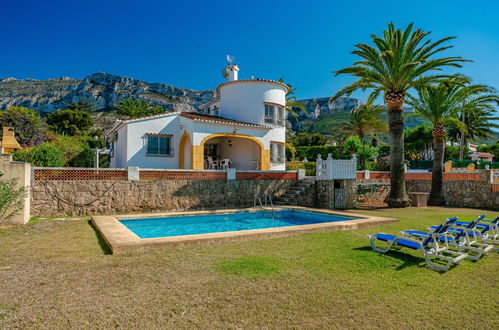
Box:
[286,162,316,176]
[287,146,350,162]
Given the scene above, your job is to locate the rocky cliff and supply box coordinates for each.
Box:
[0,72,213,114]
[291,96,361,120]
[288,96,362,131]
[0,73,366,134]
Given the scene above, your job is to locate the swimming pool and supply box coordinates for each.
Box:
[119,210,361,239]
[92,207,397,254]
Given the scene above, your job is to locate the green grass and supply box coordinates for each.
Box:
[0,207,498,328]
[216,256,281,277]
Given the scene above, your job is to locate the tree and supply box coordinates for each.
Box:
[342,136,378,169]
[331,22,469,207]
[334,101,387,143]
[0,106,48,146]
[46,109,94,136]
[404,125,434,160]
[0,172,28,222]
[447,106,499,160]
[291,133,327,146]
[115,98,165,118]
[445,145,470,161]
[406,80,498,205]
[65,98,95,112]
[13,144,65,167]
[278,78,306,118]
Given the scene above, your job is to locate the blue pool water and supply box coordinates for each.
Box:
[119,210,360,239]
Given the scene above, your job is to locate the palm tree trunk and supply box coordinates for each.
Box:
[385,106,410,207]
[458,110,465,162]
[429,134,445,205]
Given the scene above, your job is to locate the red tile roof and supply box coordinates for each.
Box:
[474,152,494,157]
[179,112,271,128]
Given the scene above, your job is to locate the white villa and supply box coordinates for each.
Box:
[107,63,288,171]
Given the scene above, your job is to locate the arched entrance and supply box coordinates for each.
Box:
[192,133,270,170]
[179,132,192,169]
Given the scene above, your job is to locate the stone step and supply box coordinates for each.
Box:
[273,180,315,205]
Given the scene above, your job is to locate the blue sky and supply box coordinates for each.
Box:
[1,0,498,105]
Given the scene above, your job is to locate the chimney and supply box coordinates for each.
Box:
[228,65,239,81]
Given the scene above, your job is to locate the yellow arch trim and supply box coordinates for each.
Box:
[192,133,270,170]
[178,131,192,169]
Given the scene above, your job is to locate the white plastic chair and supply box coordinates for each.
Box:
[206,157,219,169]
[219,159,231,170]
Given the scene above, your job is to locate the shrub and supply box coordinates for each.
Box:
[13,144,65,167]
[69,147,95,167]
[293,146,347,161]
[0,106,48,146]
[0,172,28,222]
[342,136,378,170]
[291,133,327,146]
[375,155,390,171]
[286,162,316,176]
[377,145,390,158]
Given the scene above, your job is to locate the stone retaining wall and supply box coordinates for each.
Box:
[356,177,498,209]
[406,180,498,209]
[31,178,360,217]
[31,180,295,216]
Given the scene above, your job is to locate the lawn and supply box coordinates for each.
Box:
[0,207,498,328]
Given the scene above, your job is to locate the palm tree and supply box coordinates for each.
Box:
[330,22,469,207]
[115,98,165,118]
[334,101,387,143]
[278,78,306,118]
[406,81,499,205]
[448,106,499,160]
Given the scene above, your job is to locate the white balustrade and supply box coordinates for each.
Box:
[315,153,357,180]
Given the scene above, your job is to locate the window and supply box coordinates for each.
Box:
[204,143,219,158]
[277,107,284,125]
[264,104,275,123]
[147,134,172,156]
[270,142,286,163]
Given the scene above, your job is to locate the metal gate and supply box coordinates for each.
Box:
[334,188,346,209]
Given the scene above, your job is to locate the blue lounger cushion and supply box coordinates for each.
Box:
[454,221,489,229]
[373,233,422,250]
[405,230,429,237]
[429,226,482,236]
[405,230,455,243]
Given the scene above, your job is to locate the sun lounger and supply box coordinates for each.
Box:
[404,215,494,260]
[368,217,468,272]
[428,215,499,251]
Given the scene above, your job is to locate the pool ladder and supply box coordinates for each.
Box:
[256,192,275,218]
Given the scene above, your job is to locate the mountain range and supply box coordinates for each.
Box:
[0,72,213,114]
[0,72,363,132]
[2,72,495,143]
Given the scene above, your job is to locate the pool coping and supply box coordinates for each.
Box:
[91,206,398,254]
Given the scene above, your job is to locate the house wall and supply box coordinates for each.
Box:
[192,122,285,171]
[112,126,128,168]
[218,137,260,170]
[218,81,287,124]
[126,115,181,168]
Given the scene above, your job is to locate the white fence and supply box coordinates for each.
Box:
[316,153,357,180]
